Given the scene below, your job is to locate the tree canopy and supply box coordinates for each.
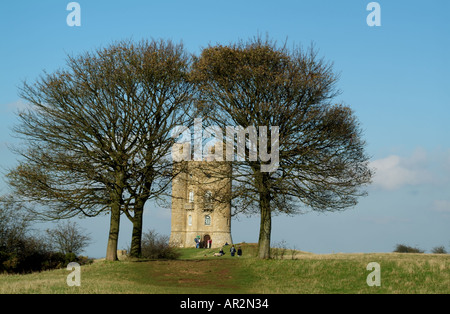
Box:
[8,39,195,260]
[192,37,372,258]
[7,36,372,260]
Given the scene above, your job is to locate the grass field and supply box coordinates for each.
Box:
[0,243,448,294]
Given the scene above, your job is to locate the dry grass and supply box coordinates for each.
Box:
[242,250,449,294]
[0,244,448,294]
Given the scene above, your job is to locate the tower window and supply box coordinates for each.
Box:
[188,191,194,203]
[188,215,192,226]
[205,190,212,203]
[205,215,211,226]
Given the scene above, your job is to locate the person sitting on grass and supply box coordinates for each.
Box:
[230,245,236,256]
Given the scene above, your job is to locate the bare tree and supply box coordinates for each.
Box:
[0,195,31,253]
[45,221,91,255]
[119,40,195,257]
[192,36,372,259]
[7,39,194,260]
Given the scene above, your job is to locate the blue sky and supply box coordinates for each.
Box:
[0,0,449,257]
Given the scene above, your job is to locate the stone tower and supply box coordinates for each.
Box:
[169,159,233,248]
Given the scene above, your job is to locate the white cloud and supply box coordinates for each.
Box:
[431,200,450,213]
[359,216,411,225]
[370,148,434,190]
[443,149,450,173]
[1,99,29,113]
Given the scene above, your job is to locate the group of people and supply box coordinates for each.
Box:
[194,237,243,257]
[194,236,212,248]
[217,244,242,257]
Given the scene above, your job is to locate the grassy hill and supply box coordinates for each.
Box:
[0,243,448,294]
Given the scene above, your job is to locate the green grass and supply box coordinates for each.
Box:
[0,243,448,294]
[242,252,449,293]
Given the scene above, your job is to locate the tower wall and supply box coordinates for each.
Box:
[170,160,232,248]
[169,168,187,247]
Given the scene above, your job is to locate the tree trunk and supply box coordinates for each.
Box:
[129,208,143,258]
[129,178,151,258]
[257,172,272,259]
[106,173,124,262]
[258,193,272,259]
[105,200,120,261]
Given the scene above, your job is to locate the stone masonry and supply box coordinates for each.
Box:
[169,159,233,249]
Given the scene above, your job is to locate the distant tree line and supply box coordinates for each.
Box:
[0,196,92,274]
[393,243,448,254]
